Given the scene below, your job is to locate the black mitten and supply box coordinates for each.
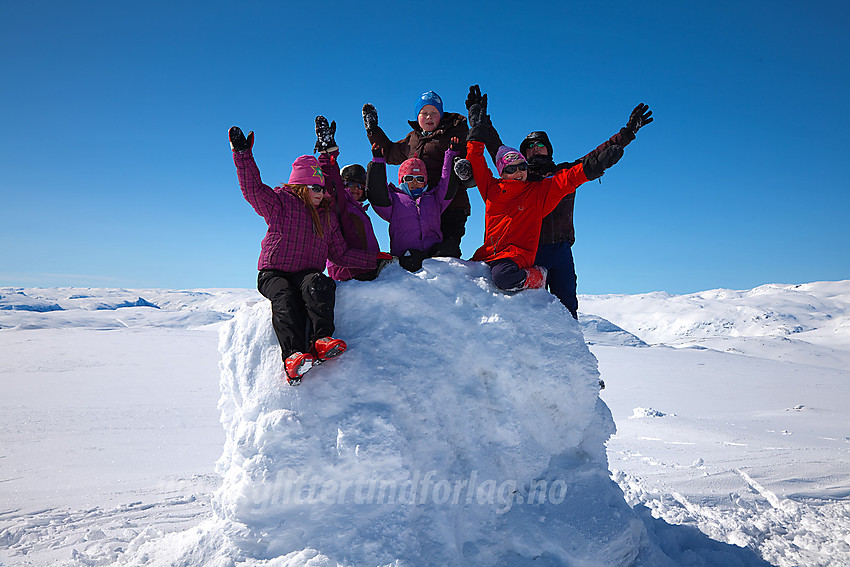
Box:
[626,103,653,136]
[314,115,337,153]
[362,103,378,134]
[453,158,473,182]
[229,126,254,152]
[582,145,624,180]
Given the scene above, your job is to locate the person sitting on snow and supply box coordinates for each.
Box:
[456,85,653,317]
[366,137,461,272]
[463,85,626,294]
[229,125,392,385]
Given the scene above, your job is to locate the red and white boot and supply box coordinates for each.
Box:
[313,337,347,361]
[284,351,317,386]
[522,266,548,290]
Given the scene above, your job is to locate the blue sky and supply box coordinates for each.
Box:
[1,0,848,294]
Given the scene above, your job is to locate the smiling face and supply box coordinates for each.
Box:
[417,105,441,132]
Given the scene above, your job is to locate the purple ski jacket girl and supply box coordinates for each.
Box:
[367,147,457,257]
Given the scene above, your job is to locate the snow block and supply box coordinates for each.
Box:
[210,259,665,566]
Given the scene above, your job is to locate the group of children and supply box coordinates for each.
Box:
[229,85,653,384]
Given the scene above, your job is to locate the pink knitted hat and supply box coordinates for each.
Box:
[398,157,427,185]
[289,155,325,186]
[495,146,526,175]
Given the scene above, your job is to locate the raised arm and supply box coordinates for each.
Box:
[435,138,462,207]
[315,116,346,219]
[571,103,653,165]
[229,126,278,220]
[365,143,392,209]
[465,84,504,161]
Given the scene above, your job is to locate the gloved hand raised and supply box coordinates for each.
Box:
[467,103,485,130]
[314,115,337,153]
[626,103,653,136]
[465,84,488,114]
[362,103,379,134]
[229,126,254,152]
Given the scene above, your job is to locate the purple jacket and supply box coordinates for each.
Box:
[234,150,377,273]
[368,147,457,256]
[318,151,381,281]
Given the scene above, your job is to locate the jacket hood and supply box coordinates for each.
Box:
[519,131,554,159]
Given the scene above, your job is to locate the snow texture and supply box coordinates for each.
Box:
[1,272,849,566]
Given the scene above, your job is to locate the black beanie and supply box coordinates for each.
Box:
[340,163,367,186]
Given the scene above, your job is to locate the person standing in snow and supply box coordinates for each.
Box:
[229,126,392,385]
[366,137,461,272]
[362,90,469,258]
[457,86,653,317]
[313,116,384,282]
[463,87,625,293]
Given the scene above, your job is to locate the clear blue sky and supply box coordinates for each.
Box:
[2,0,848,294]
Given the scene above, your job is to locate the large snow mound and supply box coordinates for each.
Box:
[122,259,668,566]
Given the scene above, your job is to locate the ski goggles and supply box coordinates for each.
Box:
[501,162,528,175]
[527,142,546,148]
[402,175,426,183]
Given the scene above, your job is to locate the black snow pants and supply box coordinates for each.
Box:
[257,269,336,360]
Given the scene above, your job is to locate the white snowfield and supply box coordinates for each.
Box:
[0,263,848,566]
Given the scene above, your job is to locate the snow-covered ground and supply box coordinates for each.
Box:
[1,268,848,566]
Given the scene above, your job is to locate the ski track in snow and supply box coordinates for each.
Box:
[1,278,850,566]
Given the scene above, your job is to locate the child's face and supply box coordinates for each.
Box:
[500,160,528,182]
[346,181,365,202]
[309,185,326,207]
[403,175,426,191]
[418,105,441,132]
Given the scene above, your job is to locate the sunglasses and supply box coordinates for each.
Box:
[402,175,425,183]
[309,185,327,194]
[501,162,528,175]
[344,180,364,190]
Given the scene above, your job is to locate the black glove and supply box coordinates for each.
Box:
[449,136,463,152]
[229,126,254,152]
[626,103,653,136]
[453,158,473,182]
[465,84,488,114]
[582,145,624,180]
[468,103,485,130]
[362,103,378,134]
[314,115,337,153]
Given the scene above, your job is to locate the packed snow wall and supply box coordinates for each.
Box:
[208,259,665,566]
